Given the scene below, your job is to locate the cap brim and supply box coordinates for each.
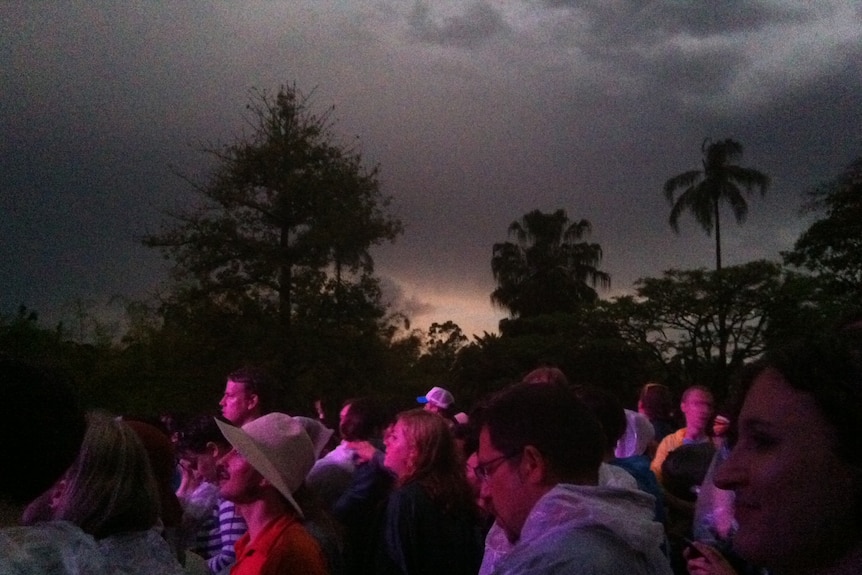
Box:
[416,396,429,404]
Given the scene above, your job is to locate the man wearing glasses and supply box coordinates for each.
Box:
[475,383,671,575]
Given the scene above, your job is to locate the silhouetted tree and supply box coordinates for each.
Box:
[144,85,402,373]
[491,209,610,318]
[664,138,770,272]
[611,261,804,397]
[783,156,862,300]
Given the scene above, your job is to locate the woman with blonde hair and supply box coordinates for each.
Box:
[378,408,483,575]
[25,411,185,574]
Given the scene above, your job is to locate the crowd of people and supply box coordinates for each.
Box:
[1,320,862,575]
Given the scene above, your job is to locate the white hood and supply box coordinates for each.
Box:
[519,484,665,556]
[481,483,669,575]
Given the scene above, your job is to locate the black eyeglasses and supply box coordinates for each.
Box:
[474,451,519,482]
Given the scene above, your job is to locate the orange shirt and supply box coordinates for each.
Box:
[231,515,328,575]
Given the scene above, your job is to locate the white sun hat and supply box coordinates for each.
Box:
[216,412,315,518]
[293,416,335,459]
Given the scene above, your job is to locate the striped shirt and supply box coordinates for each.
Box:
[191,497,247,574]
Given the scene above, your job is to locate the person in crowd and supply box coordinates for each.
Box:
[455,410,495,534]
[215,412,328,574]
[308,397,390,511]
[175,414,248,574]
[575,387,641,490]
[415,386,455,417]
[579,387,666,523]
[651,385,715,483]
[219,366,274,426]
[521,364,569,386]
[650,385,715,573]
[377,408,483,575]
[326,397,397,575]
[0,358,104,573]
[295,416,336,460]
[124,418,187,563]
[688,336,862,575]
[638,382,678,448]
[476,383,671,575]
[24,411,186,575]
[614,409,666,522]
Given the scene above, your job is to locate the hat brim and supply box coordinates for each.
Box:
[215,418,304,518]
[416,396,430,404]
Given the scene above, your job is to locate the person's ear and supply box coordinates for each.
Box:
[256,471,273,490]
[247,393,259,411]
[206,441,220,459]
[519,445,549,484]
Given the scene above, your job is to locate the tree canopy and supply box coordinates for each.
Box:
[783,156,862,299]
[491,209,610,318]
[145,86,401,329]
[143,85,403,397]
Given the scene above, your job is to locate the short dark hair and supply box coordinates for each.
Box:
[175,414,229,454]
[577,387,626,451]
[227,365,275,413]
[638,382,674,422]
[0,359,87,504]
[340,397,391,442]
[478,383,604,482]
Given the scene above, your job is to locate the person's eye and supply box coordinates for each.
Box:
[744,431,778,451]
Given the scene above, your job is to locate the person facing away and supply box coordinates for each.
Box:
[377,408,483,575]
[219,366,275,426]
[638,382,677,450]
[476,382,671,575]
[308,396,389,512]
[578,387,666,524]
[325,397,396,575]
[215,412,329,575]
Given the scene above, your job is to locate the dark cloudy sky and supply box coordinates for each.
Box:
[2,1,861,337]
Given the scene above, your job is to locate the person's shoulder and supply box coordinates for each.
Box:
[98,529,186,575]
[664,427,687,444]
[0,522,111,574]
[265,518,328,574]
[501,527,658,575]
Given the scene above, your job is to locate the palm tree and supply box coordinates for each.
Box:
[664,138,770,271]
[664,138,769,389]
[491,209,610,318]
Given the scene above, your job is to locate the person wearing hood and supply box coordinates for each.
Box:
[475,383,671,575]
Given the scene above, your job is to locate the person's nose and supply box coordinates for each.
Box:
[713,448,743,491]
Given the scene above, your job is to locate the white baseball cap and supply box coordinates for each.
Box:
[416,386,454,410]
